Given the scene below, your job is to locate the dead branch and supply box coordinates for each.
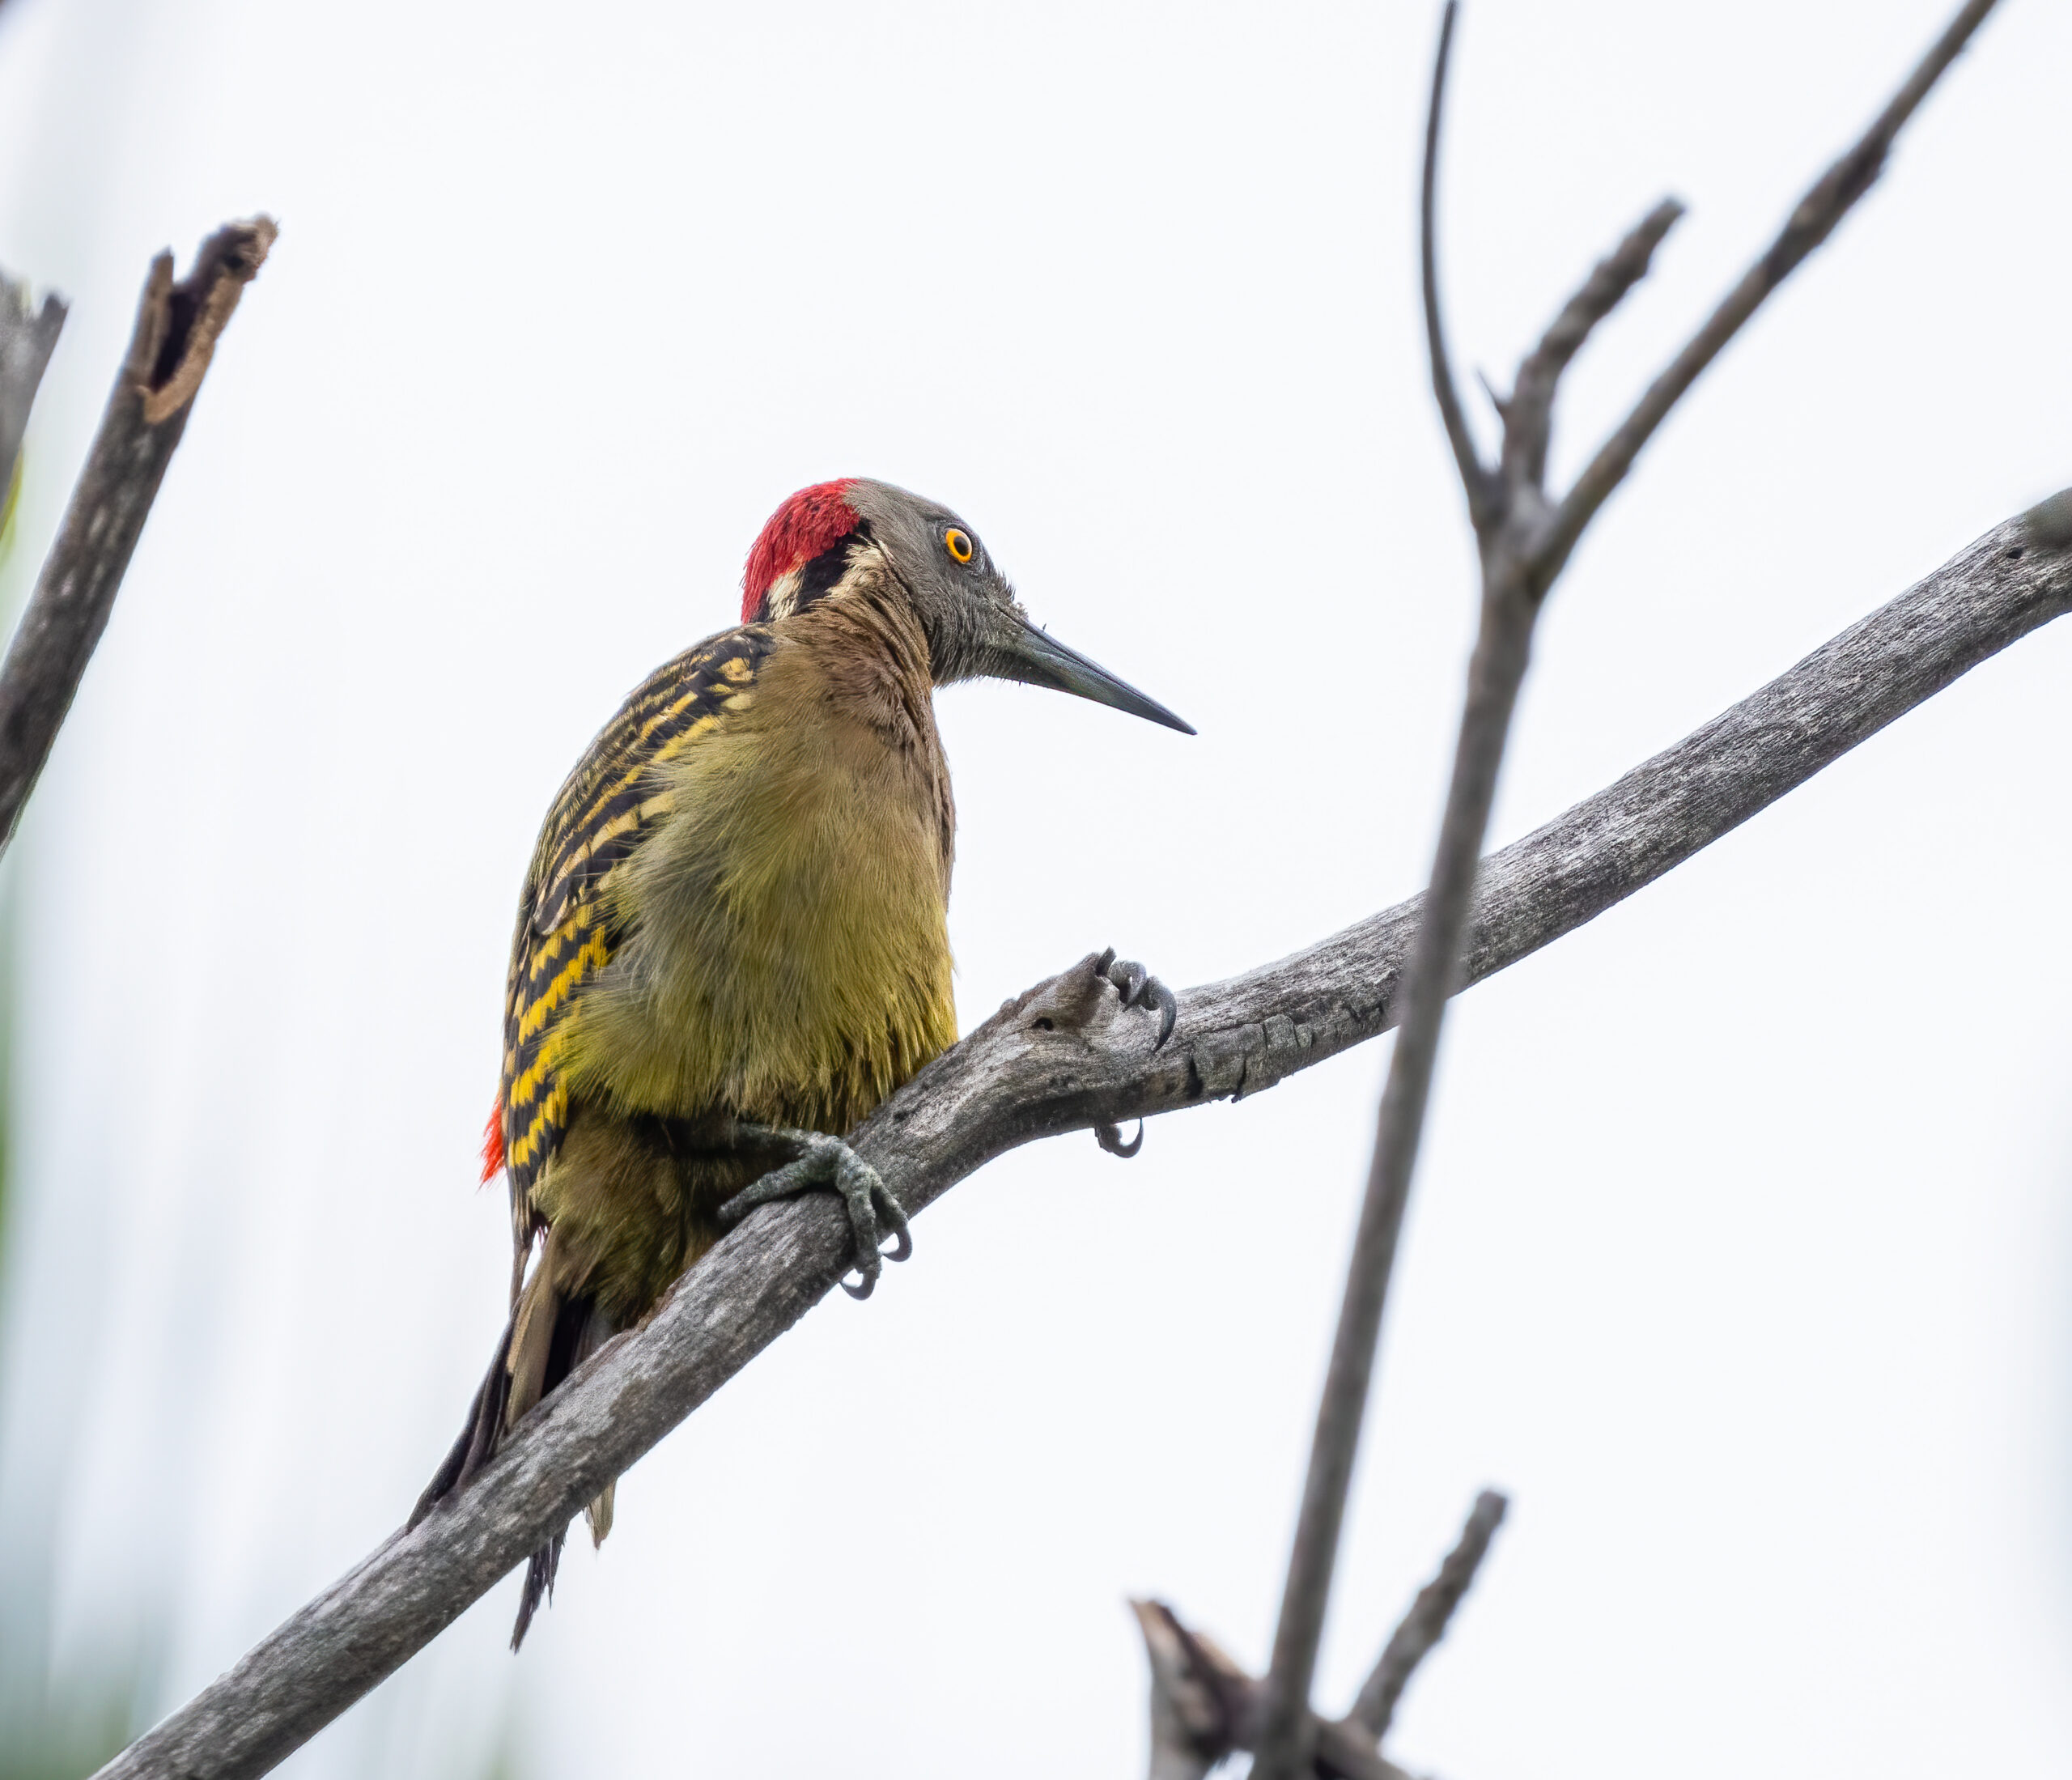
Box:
[1134,1599,1411,1780]
[88,496,2070,1780]
[1246,6,2000,1769]
[1135,1492,1506,1779]
[1535,0,2003,588]
[1349,1490,1507,1740]
[0,219,274,856]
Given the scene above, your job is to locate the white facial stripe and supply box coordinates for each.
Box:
[759,566,805,621]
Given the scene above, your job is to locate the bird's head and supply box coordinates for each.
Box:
[741,478,1194,735]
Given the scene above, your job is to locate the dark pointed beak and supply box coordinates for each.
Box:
[994,612,1195,735]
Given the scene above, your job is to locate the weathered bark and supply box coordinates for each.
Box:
[91,502,2070,1780]
[0,219,274,856]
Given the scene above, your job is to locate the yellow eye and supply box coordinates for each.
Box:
[944,527,974,564]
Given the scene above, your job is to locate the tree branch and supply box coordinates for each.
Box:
[1251,516,1535,1780]
[1500,201,1682,497]
[0,268,67,542]
[1420,2,1492,527]
[1532,0,2002,587]
[91,503,2071,1780]
[1247,10,1993,1770]
[1348,1490,1507,1740]
[1133,1489,1505,1779]
[0,219,275,857]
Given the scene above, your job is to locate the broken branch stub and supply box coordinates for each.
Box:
[0,217,274,856]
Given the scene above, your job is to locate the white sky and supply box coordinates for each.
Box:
[0,2,2066,1777]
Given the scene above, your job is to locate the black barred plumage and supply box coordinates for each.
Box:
[497,625,775,1267]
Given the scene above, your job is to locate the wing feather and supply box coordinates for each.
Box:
[496,625,773,1259]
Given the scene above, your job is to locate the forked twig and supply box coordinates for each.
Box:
[1136,1491,1507,1778]
[1531,0,2002,585]
[1246,5,2001,1774]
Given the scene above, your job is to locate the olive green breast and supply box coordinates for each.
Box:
[554,608,958,1137]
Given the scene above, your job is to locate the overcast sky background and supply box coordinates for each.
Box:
[0,1,2066,1776]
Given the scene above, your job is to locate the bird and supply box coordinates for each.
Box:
[410,477,1192,1646]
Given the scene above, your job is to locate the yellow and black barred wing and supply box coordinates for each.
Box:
[496,625,772,1217]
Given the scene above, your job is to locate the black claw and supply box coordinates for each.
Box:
[1148,980,1177,1049]
[1097,947,1178,1051]
[841,1270,877,1301]
[868,1179,913,1267]
[1095,1119,1144,1159]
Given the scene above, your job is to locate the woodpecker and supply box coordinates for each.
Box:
[412,478,1191,1645]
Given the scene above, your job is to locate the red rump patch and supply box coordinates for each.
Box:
[480,1099,505,1184]
[741,479,860,622]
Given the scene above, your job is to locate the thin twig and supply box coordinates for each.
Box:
[89,506,2071,1780]
[1500,201,1683,499]
[1348,1490,1508,1741]
[1246,7,1994,1772]
[0,270,68,540]
[1532,0,2002,586]
[1420,2,1491,526]
[0,219,275,857]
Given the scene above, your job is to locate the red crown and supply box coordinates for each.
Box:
[742,480,860,622]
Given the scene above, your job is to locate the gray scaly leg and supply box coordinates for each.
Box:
[718,1126,912,1299]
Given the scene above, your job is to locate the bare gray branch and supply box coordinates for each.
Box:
[1350,1490,1508,1740]
[1535,0,2002,585]
[1246,11,1996,1770]
[1419,2,1491,525]
[1136,1490,1505,1778]
[0,218,274,857]
[1500,202,1682,499]
[90,506,2070,1780]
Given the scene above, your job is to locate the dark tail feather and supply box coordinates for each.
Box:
[411,1234,618,1650]
[408,1317,515,1531]
[512,1529,567,1650]
[506,1289,609,1647]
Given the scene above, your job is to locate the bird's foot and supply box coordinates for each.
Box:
[717,1127,911,1300]
[1090,946,1175,1159]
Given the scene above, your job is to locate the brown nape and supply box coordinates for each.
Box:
[785,559,956,874]
[801,557,942,741]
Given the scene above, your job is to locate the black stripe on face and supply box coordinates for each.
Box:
[791,525,873,616]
